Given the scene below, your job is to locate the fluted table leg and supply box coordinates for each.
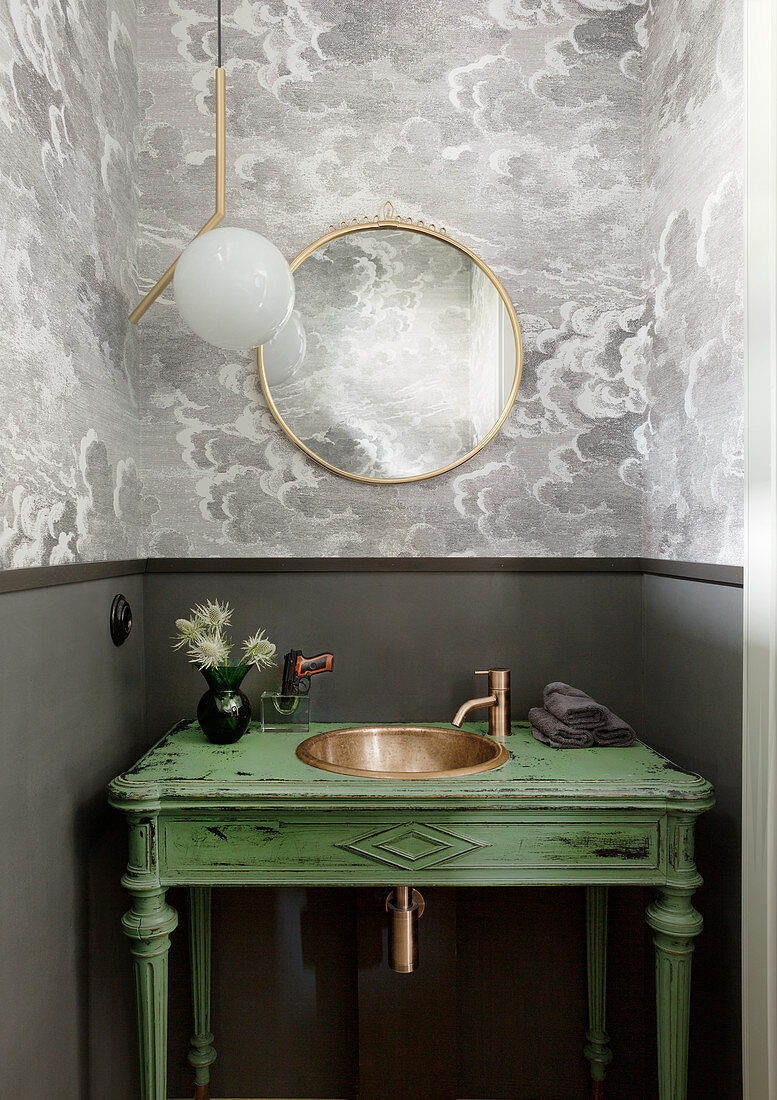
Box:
[646,886,702,1099]
[122,886,178,1100]
[584,885,612,1099]
[189,886,216,1100]
[645,810,704,1099]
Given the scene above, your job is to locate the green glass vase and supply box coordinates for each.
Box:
[197,664,252,745]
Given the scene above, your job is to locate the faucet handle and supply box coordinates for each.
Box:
[475,668,510,689]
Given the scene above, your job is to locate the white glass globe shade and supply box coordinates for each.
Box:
[261,311,307,386]
[173,226,295,351]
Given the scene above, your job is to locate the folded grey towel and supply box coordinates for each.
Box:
[529,706,594,748]
[543,682,606,729]
[593,710,635,747]
[544,681,589,698]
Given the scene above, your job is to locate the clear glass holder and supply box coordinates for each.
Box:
[260,692,311,733]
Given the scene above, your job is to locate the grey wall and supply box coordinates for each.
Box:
[0,0,746,1095]
[0,575,146,1099]
[0,0,147,569]
[143,569,644,731]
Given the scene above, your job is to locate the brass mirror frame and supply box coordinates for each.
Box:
[256,208,524,485]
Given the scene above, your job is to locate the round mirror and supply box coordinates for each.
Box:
[257,218,522,484]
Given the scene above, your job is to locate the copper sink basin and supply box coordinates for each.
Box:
[296,725,509,779]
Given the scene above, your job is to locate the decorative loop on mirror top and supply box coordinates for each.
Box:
[328,202,446,235]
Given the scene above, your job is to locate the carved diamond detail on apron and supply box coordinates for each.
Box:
[338,822,487,869]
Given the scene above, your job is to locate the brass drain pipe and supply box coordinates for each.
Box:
[385,887,425,972]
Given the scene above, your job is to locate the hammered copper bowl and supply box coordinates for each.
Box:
[296,725,509,779]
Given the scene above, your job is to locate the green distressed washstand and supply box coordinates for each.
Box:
[108,720,714,1100]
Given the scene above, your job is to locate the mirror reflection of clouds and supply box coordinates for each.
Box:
[267,231,512,479]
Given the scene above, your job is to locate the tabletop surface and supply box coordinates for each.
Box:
[108,720,714,809]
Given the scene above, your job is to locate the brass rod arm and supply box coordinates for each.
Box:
[130,67,226,325]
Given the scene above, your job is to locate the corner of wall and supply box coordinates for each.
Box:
[0,0,144,570]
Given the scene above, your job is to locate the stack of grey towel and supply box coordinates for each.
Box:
[529,682,635,748]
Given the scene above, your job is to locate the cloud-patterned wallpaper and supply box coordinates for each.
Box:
[137,0,649,558]
[641,0,743,564]
[136,0,743,563]
[0,0,743,568]
[0,0,146,569]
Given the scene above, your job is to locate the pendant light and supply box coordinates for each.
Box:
[262,310,307,384]
[129,0,298,357]
[174,227,294,351]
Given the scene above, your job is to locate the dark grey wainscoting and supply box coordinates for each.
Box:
[0,555,743,594]
[0,575,146,1100]
[143,569,643,733]
[0,561,743,1100]
[0,558,145,593]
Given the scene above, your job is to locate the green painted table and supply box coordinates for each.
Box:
[109,720,714,1100]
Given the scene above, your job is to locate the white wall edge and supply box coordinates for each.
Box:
[742,0,777,1093]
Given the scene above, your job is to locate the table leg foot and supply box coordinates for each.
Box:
[193,1085,210,1100]
[591,1081,606,1100]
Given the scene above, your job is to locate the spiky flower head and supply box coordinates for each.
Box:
[172,616,204,650]
[242,629,277,669]
[172,601,275,675]
[192,599,232,631]
[187,632,231,669]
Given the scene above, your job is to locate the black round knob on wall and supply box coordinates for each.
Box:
[110,594,133,646]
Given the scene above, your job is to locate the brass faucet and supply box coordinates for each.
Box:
[452,669,511,740]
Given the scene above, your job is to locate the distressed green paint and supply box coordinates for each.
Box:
[584,885,612,1088]
[110,720,713,803]
[187,887,216,1089]
[646,811,705,1099]
[120,809,178,1100]
[156,812,663,887]
[110,721,714,1100]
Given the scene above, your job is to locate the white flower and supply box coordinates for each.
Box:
[172,601,275,673]
[172,616,205,650]
[187,632,231,669]
[193,600,233,631]
[242,629,277,669]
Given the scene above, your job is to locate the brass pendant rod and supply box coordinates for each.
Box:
[129,66,226,324]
